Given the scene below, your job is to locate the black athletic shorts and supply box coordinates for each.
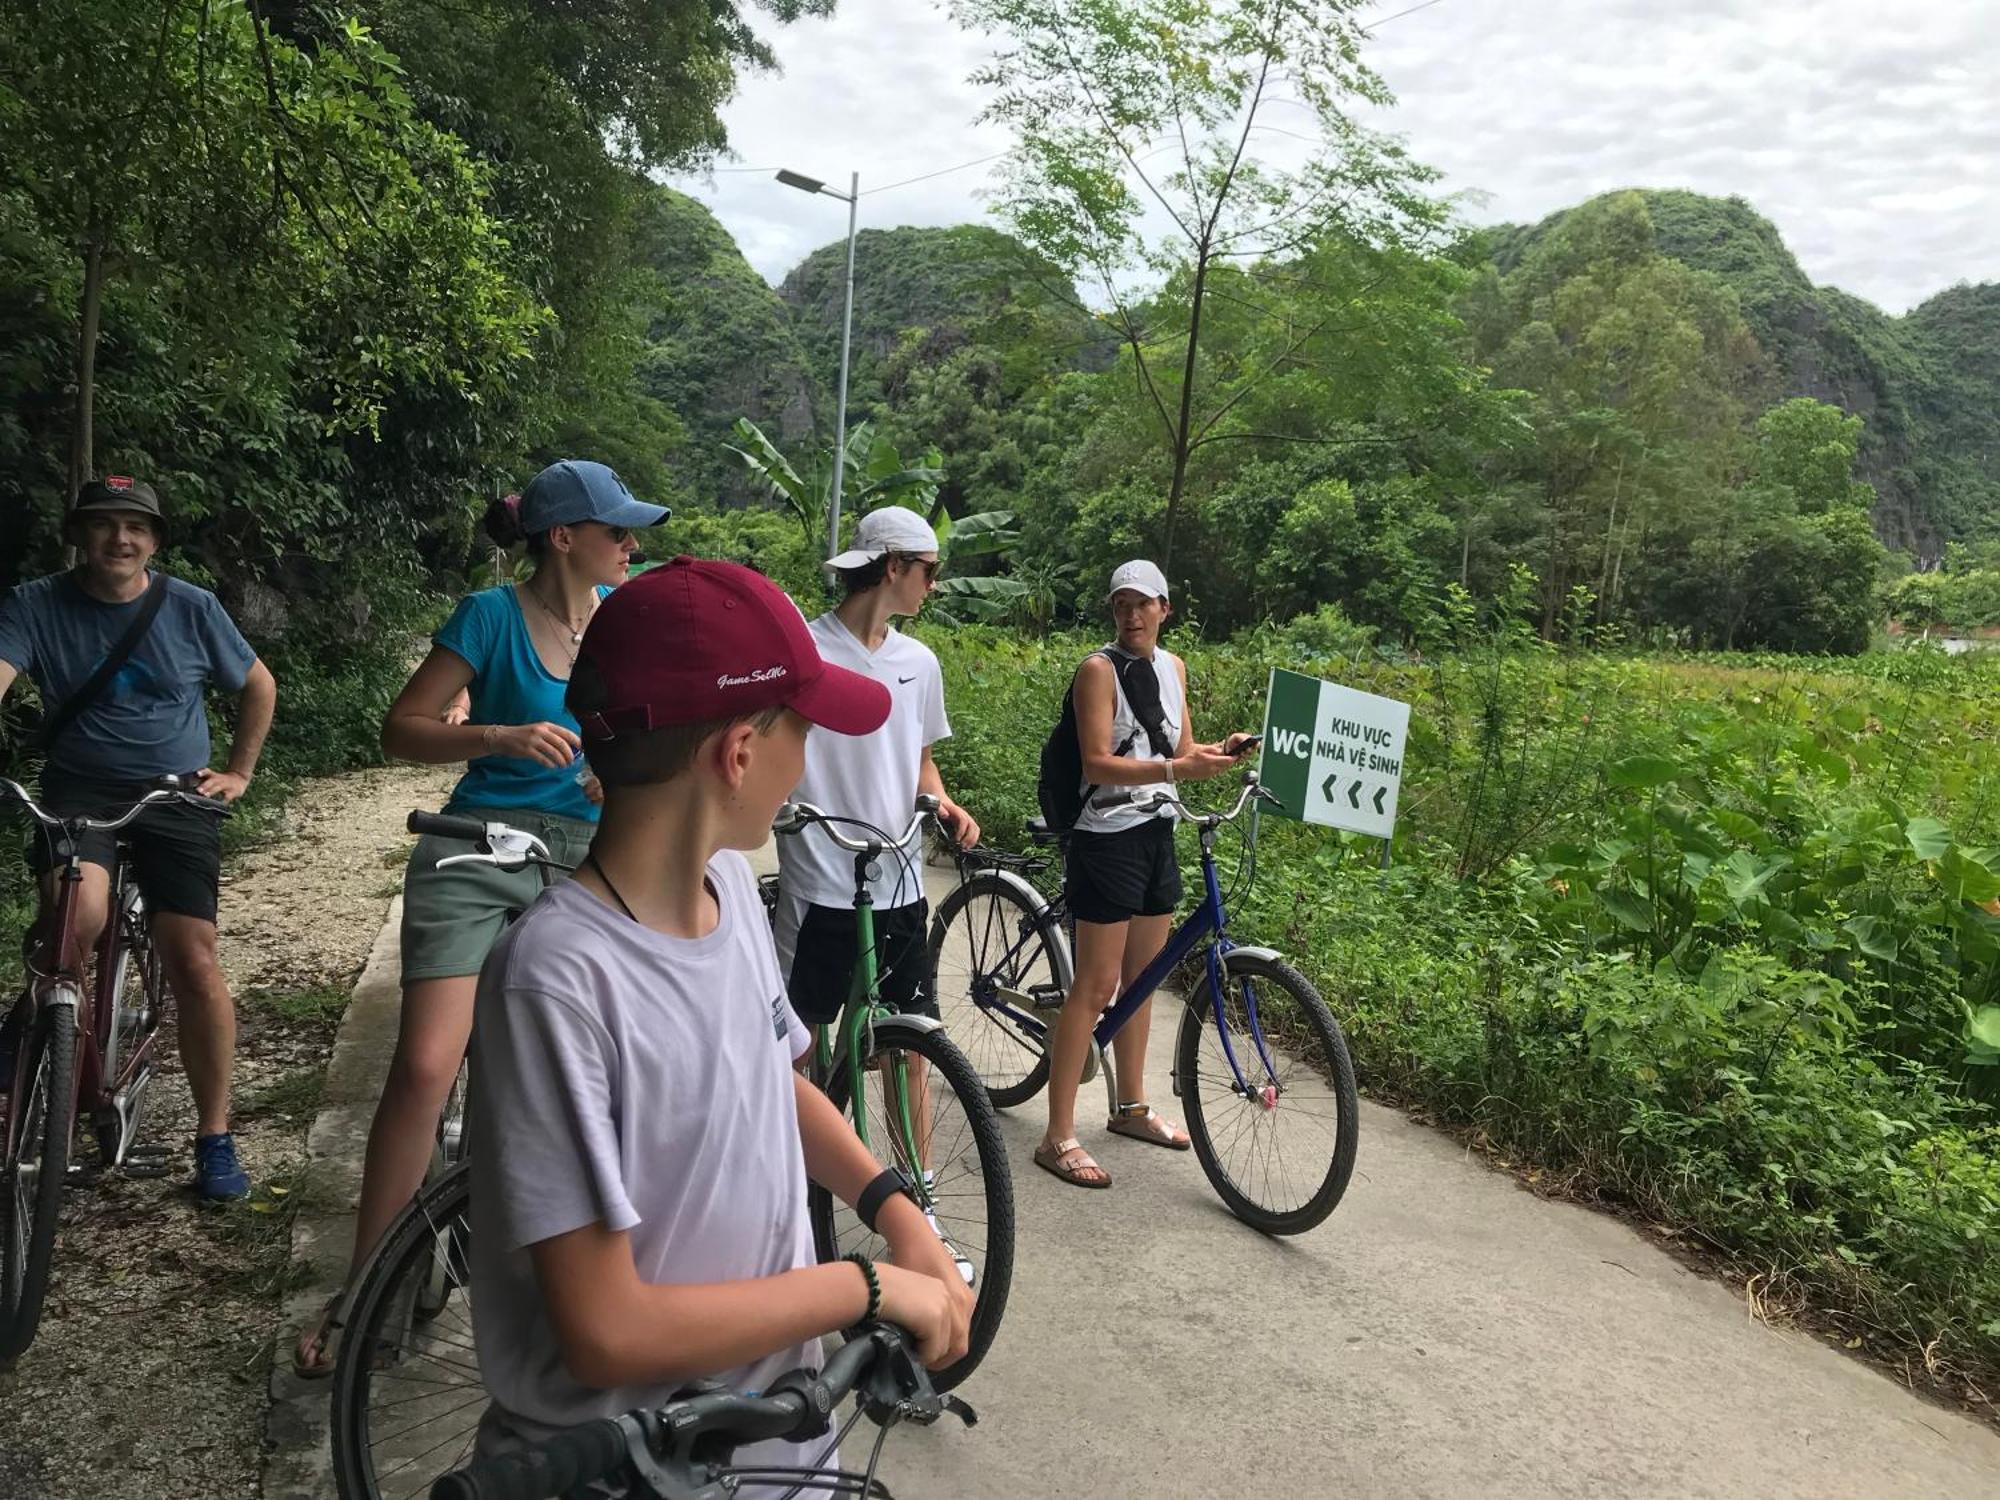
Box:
[785,898,936,1026]
[1065,817,1183,926]
[25,771,224,924]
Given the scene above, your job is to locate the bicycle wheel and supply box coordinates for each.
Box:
[928,871,1068,1109]
[1,999,76,1366]
[330,1162,479,1500]
[95,888,160,1165]
[1174,951,1358,1236]
[809,1021,1013,1391]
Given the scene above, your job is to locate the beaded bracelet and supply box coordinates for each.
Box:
[841,1252,881,1324]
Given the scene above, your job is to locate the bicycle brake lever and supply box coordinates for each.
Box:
[943,1395,978,1428]
[434,852,528,871]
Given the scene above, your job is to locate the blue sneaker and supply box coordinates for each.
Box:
[193,1132,250,1201]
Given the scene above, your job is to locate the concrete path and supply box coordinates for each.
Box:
[269,852,2000,1499]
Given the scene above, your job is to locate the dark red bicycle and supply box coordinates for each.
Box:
[0,774,230,1367]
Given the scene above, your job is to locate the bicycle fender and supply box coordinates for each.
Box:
[866,1012,946,1043]
[1219,945,1284,972]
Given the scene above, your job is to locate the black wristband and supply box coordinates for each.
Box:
[841,1252,881,1324]
[856,1166,914,1233]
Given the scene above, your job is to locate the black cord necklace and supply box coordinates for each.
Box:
[584,852,639,923]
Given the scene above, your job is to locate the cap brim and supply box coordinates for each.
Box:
[602,498,670,528]
[823,546,886,572]
[789,661,892,736]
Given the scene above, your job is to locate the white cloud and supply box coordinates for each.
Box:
[671,0,1996,314]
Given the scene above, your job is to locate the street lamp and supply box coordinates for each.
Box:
[777,167,860,563]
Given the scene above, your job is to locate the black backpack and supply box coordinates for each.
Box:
[1036,646,1177,833]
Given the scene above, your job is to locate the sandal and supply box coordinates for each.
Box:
[293,1290,344,1380]
[1034,1136,1112,1189]
[1106,1103,1191,1150]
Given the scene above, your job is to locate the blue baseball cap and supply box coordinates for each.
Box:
[519,460,668,534]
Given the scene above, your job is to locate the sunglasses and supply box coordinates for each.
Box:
[894,553,943,581]
[594,524,633,545]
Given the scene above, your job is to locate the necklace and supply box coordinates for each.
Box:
[585,852,639,923]
[525,580,594,646]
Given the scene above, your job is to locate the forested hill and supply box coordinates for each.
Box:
[705,188,1992,559]
[1468,190,1991,557]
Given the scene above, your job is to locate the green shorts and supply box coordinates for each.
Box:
[398,805,597,985]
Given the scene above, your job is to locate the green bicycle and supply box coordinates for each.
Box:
[768,794,1015,1392]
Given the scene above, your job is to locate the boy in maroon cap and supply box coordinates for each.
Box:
[463,557,973,1475]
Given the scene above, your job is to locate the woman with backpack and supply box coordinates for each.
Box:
[1035,560,1254,1189]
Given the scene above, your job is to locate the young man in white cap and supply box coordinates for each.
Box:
[773,506,980,1045]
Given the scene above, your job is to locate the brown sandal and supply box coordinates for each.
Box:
[292,1290,344,1380]
[1034,1136,1112,1189]
[1106,1103,1191,1150]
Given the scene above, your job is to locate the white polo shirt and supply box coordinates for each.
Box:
[776,612,949,911]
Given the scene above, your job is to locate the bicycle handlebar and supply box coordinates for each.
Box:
[408,809,558,871]
[771,795,942,856]
[429,1325,938,1500]
[1134,773,1279,826]
[407,810,490,842]
[0,776,232,831]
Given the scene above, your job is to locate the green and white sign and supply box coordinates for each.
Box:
[1258,668,1411,839]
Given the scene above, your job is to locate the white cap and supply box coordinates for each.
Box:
[824,506,942,571]
[1107,559,1170,601]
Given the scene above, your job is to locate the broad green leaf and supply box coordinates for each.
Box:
[1605,755,1678,789]
[1967,1005,2000,1051]
[1719,849,1784,905]
[1937,847,2000,904]
[1905,817,1949,861]
[1843,915,1898,961]
[1596,886,1655,932]
[1831,704,1866,733]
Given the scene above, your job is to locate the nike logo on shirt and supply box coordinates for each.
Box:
[898,675,917,684]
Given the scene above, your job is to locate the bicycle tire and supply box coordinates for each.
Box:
[927,871,1068,1110]
[807,1021,1014,1391]
[330,1161,478,1500]
[1174,952,1358,1236]
[1,998,77,1367]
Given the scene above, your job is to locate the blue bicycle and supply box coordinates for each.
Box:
[928,773,1359,1235]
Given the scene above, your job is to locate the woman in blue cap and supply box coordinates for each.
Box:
[295,460,665,1376]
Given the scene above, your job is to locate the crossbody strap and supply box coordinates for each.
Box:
[34,572,170,751]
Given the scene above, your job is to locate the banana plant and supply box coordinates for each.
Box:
[724,418,944,553]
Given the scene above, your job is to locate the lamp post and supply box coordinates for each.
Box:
[777,168,859,562]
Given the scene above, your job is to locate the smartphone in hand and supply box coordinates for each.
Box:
[1226,733,1263,758]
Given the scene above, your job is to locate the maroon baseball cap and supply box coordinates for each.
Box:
[571,556,889,739]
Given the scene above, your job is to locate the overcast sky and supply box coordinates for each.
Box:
[669,0,1997,315]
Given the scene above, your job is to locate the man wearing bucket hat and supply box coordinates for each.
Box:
[774,505,980,1049]
[0,476,279,1200]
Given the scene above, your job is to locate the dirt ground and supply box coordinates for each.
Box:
[0,762,454,1500]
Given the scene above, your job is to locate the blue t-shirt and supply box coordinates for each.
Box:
[436,585,604,824]
[0,571,256,782]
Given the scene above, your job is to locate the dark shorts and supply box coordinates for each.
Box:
[24,772,224,924]
[785,898,935,1027]
[1065,817,1182,926]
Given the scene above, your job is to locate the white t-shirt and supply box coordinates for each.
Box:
[775,612,949,911]
[467,856,825,1486]
[1074,645,1185,835]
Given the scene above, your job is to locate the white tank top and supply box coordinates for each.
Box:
[1074,645,1184,835]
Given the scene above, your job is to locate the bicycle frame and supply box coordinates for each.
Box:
[811,849,931,1202]
[967,821,1283,1110]
[5,825,160,1165]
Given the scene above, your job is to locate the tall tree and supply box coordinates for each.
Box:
[956,0,1447,570]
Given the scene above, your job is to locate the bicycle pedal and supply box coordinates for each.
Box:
[122,1145,173,1179]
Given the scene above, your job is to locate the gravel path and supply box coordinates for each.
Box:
[0,762,456,1500]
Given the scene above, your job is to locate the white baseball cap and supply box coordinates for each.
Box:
[824,506,942,571]
[1107,559,1170,601]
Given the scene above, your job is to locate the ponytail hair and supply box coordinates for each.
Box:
[483,493,525,547]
